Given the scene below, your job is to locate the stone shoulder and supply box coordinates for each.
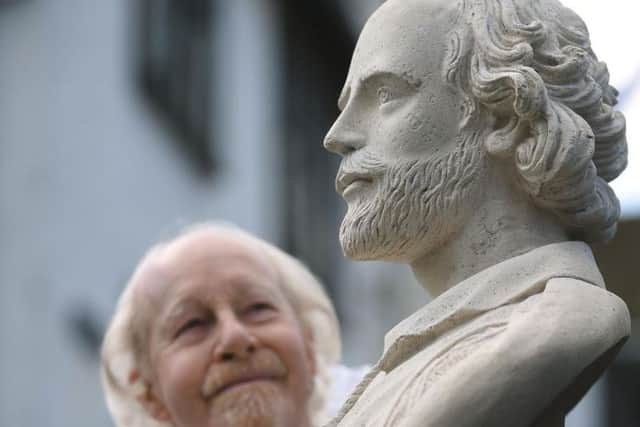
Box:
[403,278,630,427]
[513,277,630,362]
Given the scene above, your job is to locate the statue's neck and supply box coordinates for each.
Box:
[410,165,569,298]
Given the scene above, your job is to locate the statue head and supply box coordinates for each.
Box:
[324,0,627,263]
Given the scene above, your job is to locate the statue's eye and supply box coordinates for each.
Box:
[377,87,393,105]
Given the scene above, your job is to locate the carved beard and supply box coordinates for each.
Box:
[339,131,487,262]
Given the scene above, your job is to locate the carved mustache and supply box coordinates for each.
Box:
[336,151,388,195]
[201,349,288,400]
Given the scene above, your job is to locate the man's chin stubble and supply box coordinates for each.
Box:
[209,382,286,427]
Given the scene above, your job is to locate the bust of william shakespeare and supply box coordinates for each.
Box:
[323,0,631,426]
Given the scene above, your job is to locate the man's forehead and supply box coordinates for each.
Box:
[162,271,281,317]
[132,258,174,310]
[341,0,459,101]
[134,235,279,308]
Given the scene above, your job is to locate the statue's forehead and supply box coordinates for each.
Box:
[345,0,459,91]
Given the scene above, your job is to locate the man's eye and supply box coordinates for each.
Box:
[248,303,272,313]
[377,86,393,105]
[245,303,276,321]
[176,318,206,337]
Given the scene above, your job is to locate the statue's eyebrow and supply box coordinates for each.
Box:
[358,70,422,89]
[338,71,422,111]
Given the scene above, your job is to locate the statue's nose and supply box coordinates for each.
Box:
[323,125,366,156]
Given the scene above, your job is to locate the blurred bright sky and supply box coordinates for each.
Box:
[561,0,640,218]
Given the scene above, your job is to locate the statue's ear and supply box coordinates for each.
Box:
[484,113,532,158]
[473,66,546,158]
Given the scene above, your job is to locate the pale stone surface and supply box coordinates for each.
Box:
[323,0,631,425]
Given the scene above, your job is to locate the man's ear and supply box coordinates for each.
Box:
[302,324,317,376]
[137,380,173,423]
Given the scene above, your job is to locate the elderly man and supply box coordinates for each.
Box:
[323,0,630,426]
[100,224,342,427]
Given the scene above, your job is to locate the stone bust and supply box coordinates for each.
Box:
[323,0,630,426]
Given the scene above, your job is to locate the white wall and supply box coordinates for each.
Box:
[559,0,640,218]
[0,0,282,425]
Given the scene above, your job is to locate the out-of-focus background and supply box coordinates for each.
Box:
[0,0,637,426]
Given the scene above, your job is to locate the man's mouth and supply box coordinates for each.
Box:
[201,349,288,400]
[203,368,286,400]
[213,375,280,397]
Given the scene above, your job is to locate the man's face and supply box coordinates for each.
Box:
[324,0,486,262]
[140,237,315,427]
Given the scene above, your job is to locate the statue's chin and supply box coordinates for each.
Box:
[338,190,438,263]
[338,131,487,263]
[340,229,431,264]
[339,229,377,261]
[339,239,377,261]
[338,192,473,264]
[339,220,424,263]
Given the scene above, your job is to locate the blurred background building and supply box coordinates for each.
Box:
[0,0,637,426]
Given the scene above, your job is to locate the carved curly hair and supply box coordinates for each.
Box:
[444,0,628,243]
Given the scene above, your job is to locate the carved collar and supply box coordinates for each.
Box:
[329,241,605,426]
[382,241,605,370]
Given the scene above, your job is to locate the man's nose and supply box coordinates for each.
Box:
[213,315,258,362]
[323,115,366,156]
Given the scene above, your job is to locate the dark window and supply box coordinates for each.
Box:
[605,363,640,426]
[280,0,356,302]
[136,0,216,175]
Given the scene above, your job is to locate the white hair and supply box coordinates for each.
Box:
[100,223,341,427]
[444,0,627,243]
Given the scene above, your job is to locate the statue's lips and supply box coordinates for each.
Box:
[336,172,373,196]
